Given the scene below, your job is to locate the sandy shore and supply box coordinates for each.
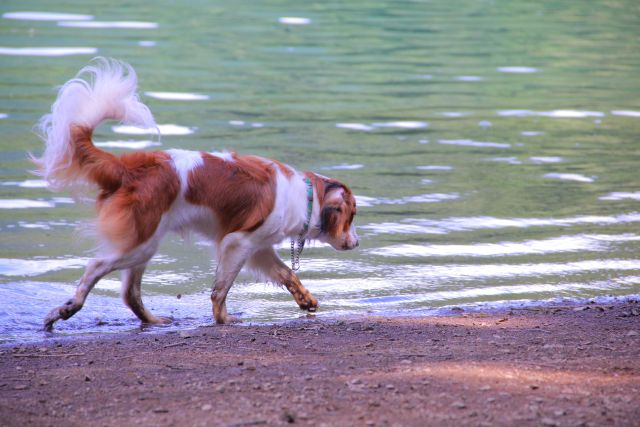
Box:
[1,300,639,427]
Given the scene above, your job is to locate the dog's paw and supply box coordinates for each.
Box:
[43,311,59,332]
[215,314,242,325]
[43,300,82,331]
[298,295,319,312]
[144,315,173,325]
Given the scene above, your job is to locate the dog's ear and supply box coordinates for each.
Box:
[320,205,339,235]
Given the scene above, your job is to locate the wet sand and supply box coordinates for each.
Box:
[1,300,639,427]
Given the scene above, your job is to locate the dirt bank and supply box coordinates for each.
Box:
[1,300,639,426]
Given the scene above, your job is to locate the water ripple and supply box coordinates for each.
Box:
[497,66,539,73]
[2,11,93,21]
[0,199,55,209]
[356,193,459,207]
[112,124,195,136]
[369,234,639,258]
[439,139,510,148]
[544,173,595,183]
[362,213,640,235]
[95,140,161,150]
[58,21,158,29]
[145,92,209,101]
[600,192,640,201]
[0,257,88,277]
[0,47,97,56]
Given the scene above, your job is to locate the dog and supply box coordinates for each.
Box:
[35,58,358,331]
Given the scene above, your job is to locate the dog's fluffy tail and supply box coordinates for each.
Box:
[32,57,157,191]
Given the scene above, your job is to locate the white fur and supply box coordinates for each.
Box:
[209,151,235,162]
[34,57,157,190]
[166,149,204,193]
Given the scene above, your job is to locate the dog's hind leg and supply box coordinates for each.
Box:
[248,247,318,312]
[121,264,171,325]
[43,238,161,331]
[43,258,114,331]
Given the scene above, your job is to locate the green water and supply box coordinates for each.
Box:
[1,1,639,341]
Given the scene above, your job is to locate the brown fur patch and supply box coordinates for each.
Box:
[186,153,277,238]
[96,151,180,252]
[70,125,125,191]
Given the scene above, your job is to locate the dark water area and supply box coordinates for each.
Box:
[1,1,639,341]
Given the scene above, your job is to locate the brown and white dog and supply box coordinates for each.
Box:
[35,58,358,331]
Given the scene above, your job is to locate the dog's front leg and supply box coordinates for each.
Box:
[248,248,318,312]
[211,233,251,324]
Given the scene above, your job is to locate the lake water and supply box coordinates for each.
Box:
[1,1,639,342]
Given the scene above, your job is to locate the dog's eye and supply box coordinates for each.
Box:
[335,207,342,213]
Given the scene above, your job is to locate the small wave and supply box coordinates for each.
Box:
[336,123,374,132]
[544,173,595,183]
[112,124,195,136]
[2,11,93,21]
[362,213,640,236]
[611,110,640,117]
[497,66,539,73]
[372,121,428,129]
[369,234,639,258]
[0,257,87,277]
[278,17,312,25]
[599,192,640,201]
[2,180,48,188]
[0,47,97,56]
[529,156,563,163]
[323,164,364,170]
[357,193,459,207]
[416,165,453,171]
[455,76,483,81]
[497,110,604,118]
[58,21,158,29]
[439,139,510,148]
[95,140,161,149]
[145,91,209,101]
[0,199,55,209]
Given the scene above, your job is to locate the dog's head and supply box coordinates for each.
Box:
[311,174,359,251]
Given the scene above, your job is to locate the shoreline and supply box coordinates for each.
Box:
[3,293,639,347]
[1,299,639,426]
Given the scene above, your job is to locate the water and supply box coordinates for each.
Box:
[1,0,639,342]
